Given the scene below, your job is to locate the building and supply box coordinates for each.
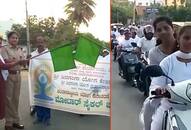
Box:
[135,5,147,16]
[164,0,185,6]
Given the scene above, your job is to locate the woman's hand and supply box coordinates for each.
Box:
[155,87,167,95]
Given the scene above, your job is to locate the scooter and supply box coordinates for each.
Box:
[112,38,118,61]
[145,65,191,130]
[120,42,139,85]
[135,51,151,96]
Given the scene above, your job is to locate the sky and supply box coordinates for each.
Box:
[0,0,110,42]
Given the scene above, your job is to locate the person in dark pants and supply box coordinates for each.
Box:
[29,34,51,126]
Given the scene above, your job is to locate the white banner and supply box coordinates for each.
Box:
[28,53,110,116]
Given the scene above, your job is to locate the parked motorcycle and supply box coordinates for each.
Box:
[146,65,191,130]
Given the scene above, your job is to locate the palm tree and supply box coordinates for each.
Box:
[65,0,96,31]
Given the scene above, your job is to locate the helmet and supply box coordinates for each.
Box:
[124,28,130,34]
[143,25,154,34]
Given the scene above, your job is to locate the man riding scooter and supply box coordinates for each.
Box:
[135,25,156,95]
[136,25,156,64]
[117,28,132,76]
[112,28,124,61]
[117,29,138,84]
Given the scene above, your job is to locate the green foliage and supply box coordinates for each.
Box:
[158,6,191,21]
[111,0,134,24]
[38,17,56,39]
[65,0,96,31]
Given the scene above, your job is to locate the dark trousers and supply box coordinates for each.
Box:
[35,106,51,121]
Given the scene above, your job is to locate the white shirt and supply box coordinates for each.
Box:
[151,51,191,90]
[137,27,144,38]
[114,31,120,38]
[137,37,156,53]
[119,38,133,51]
[150,51,191,108]
[130,35,140,44]
[117,35,124,44]
[31,48,49,58]
[97,53,110,63]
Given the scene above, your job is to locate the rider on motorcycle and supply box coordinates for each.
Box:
[140,16,178,130]
[117,28,133,76]
[149,25,191,130]
[136,25,156,64]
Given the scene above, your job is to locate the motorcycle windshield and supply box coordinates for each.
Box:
[169,79,191,105]
[172,109,191,129]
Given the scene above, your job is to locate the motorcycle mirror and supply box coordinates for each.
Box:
[145,65,175,86]
[144,65,165,77]
[131,42,137,47]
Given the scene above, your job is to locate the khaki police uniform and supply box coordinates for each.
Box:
[1,45,24,126]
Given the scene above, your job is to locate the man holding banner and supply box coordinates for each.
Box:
[28,35,110,116]
[29,34,51,126]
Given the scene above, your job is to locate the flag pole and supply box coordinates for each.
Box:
[25,0,31,55]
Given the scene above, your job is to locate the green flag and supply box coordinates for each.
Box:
[50,43,76,72]
[74,36,101,67]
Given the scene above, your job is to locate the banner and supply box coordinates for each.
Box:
[28,53,110,116]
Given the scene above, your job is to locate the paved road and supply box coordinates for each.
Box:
[18,71,109,130]
[112,61,146,130]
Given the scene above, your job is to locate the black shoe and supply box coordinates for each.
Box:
[12,123,24,129]
[30,108,36,116]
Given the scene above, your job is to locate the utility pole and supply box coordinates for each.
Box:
[132,0,136,24]
[25,0,31,55]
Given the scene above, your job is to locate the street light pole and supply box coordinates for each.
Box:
[25,0,31,55]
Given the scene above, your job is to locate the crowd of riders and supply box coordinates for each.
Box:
[112,16,191,130]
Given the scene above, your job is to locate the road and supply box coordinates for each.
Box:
[18,71,109,130]
[112,61,146,130]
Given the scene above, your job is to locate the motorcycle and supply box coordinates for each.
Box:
[134,51,151,96]
[120,42,139,86]
[112,38,119,61]
[145,65,191,130]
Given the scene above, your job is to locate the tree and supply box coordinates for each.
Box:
[111,0,134,25]
[39,17,56,39]
[65,0,96,31]
[158,6,191,21]
[49,18,76,48]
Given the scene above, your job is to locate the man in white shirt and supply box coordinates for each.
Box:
[130,31,140,44]
[29,34,51,126]
[136,25,156,63]
[119,29,133,51]
[117,29,133,75]
[116,28,124,44]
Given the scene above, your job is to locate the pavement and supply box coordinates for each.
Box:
[112,61,146,130]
